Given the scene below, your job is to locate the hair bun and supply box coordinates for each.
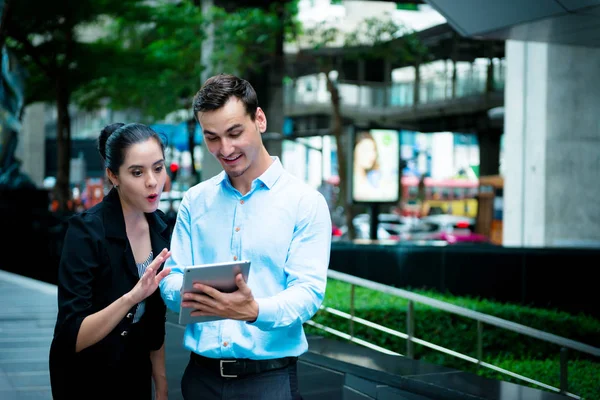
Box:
[98,123,125,160]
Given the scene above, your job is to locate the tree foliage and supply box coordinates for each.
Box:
[3,0,166,210]
[75,1,205,121]
[207,0,300,77]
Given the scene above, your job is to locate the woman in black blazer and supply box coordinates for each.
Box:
[49,123,173,399]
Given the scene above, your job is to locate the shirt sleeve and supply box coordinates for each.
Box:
[53,215,101,354]
[251,191,332,331]
[159,192,191,313]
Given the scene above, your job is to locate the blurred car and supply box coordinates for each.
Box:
[352,213,419,241]
[409,214,490,244]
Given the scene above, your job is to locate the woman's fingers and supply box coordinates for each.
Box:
[155,267,172,283]
[150,249,171,268]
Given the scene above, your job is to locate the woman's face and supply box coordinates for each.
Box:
[111,138,166,214]
[355,138,377,170]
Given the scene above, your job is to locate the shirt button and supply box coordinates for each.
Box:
[240,200,245,205]
[235,227,240,232]
[233,256,238,261]
[121,331,128,337]
[223,342,228,347]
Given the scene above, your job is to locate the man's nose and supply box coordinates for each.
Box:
[221,138,235,156]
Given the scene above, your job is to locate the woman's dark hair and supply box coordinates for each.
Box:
[192,73,259,121]
[98,122,166,175]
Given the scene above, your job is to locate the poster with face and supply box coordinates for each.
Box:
[352,129,400,203]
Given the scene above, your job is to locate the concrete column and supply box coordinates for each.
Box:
[198,0,223,182]
[18,102,46,187]
[503,40,600,247]
[200,0,214,85]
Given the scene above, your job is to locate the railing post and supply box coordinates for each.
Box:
[477,321,483,369]
[560,347,568,394]
[349,284,355,341]
[406,301,414,358]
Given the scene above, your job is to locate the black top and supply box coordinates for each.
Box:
[49,188,172,397]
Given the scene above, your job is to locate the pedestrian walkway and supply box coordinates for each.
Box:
[0,269,570,400]
[0,270,340,400]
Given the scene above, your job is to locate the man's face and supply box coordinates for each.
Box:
[198,97,267,179]
[110,138,166,214]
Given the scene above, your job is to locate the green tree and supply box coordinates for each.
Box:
[81,1,299,186]
[76,0,205,181]
[2,0,164,210]
[300,14,428,239]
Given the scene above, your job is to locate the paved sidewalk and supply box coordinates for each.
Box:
[0,269,570,400]
[0,270,339,400]
[0,269,56,399]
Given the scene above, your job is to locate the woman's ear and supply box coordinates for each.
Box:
[106,168,119,187]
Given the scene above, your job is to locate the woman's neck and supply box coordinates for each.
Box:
[120,199,146,229]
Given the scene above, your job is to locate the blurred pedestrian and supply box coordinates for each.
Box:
[49,122,173,400]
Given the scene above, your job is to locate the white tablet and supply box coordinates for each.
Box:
[178,260,251,325]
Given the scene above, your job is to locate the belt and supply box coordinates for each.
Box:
[190,352,297,378]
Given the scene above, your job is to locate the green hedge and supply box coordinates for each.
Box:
[305,280,600,400]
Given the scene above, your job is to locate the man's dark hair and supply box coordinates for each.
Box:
[192,74,259,121]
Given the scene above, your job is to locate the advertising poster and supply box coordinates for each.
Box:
[352,129,400,203]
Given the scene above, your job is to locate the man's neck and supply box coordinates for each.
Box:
[230,150,273,195]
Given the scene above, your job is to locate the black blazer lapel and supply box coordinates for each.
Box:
[147,211,170,271]
[103,188,143,280]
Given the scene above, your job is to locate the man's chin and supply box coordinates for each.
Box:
[225,164,250,178]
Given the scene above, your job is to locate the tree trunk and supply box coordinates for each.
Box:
[324,72,355,239]
[54,77,72,211]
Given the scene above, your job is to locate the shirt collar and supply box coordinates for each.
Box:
[215,156,283,190]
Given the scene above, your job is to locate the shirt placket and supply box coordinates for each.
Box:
[231,197,245,262]
[220,196,246,357]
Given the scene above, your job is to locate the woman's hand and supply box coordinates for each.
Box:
[127,248,171,305]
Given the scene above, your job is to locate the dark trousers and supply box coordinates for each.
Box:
[181,354,302,400]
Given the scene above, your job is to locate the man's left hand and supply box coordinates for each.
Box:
[181,273,259,322]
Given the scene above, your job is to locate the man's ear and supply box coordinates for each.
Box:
[255,107,267,134]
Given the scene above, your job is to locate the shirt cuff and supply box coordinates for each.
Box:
[249,297,277,330]
[160,274,183,313]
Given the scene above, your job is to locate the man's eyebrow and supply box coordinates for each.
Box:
[203,124,243,136]
[127,159,165,169]
[226,124,243,133]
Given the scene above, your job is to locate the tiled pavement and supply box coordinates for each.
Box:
[0,269,571,400]
[0,270,341,400]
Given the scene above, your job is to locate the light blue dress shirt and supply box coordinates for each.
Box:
[159,157,332,360]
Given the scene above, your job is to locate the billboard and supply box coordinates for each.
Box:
[352,129,400,203]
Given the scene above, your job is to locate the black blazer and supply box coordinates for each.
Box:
[49,188,172,392]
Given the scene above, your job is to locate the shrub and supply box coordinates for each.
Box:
[305,279,600,400]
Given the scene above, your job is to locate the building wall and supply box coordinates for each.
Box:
[503,40,600,247]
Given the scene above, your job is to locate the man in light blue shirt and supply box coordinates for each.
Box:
[159,73,332,399]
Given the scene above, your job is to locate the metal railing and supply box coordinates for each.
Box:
[306,270,599,399]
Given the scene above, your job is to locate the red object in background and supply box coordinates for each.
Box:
[169,162,179,182]
[332,225,343,237]
[455,221,471,229]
